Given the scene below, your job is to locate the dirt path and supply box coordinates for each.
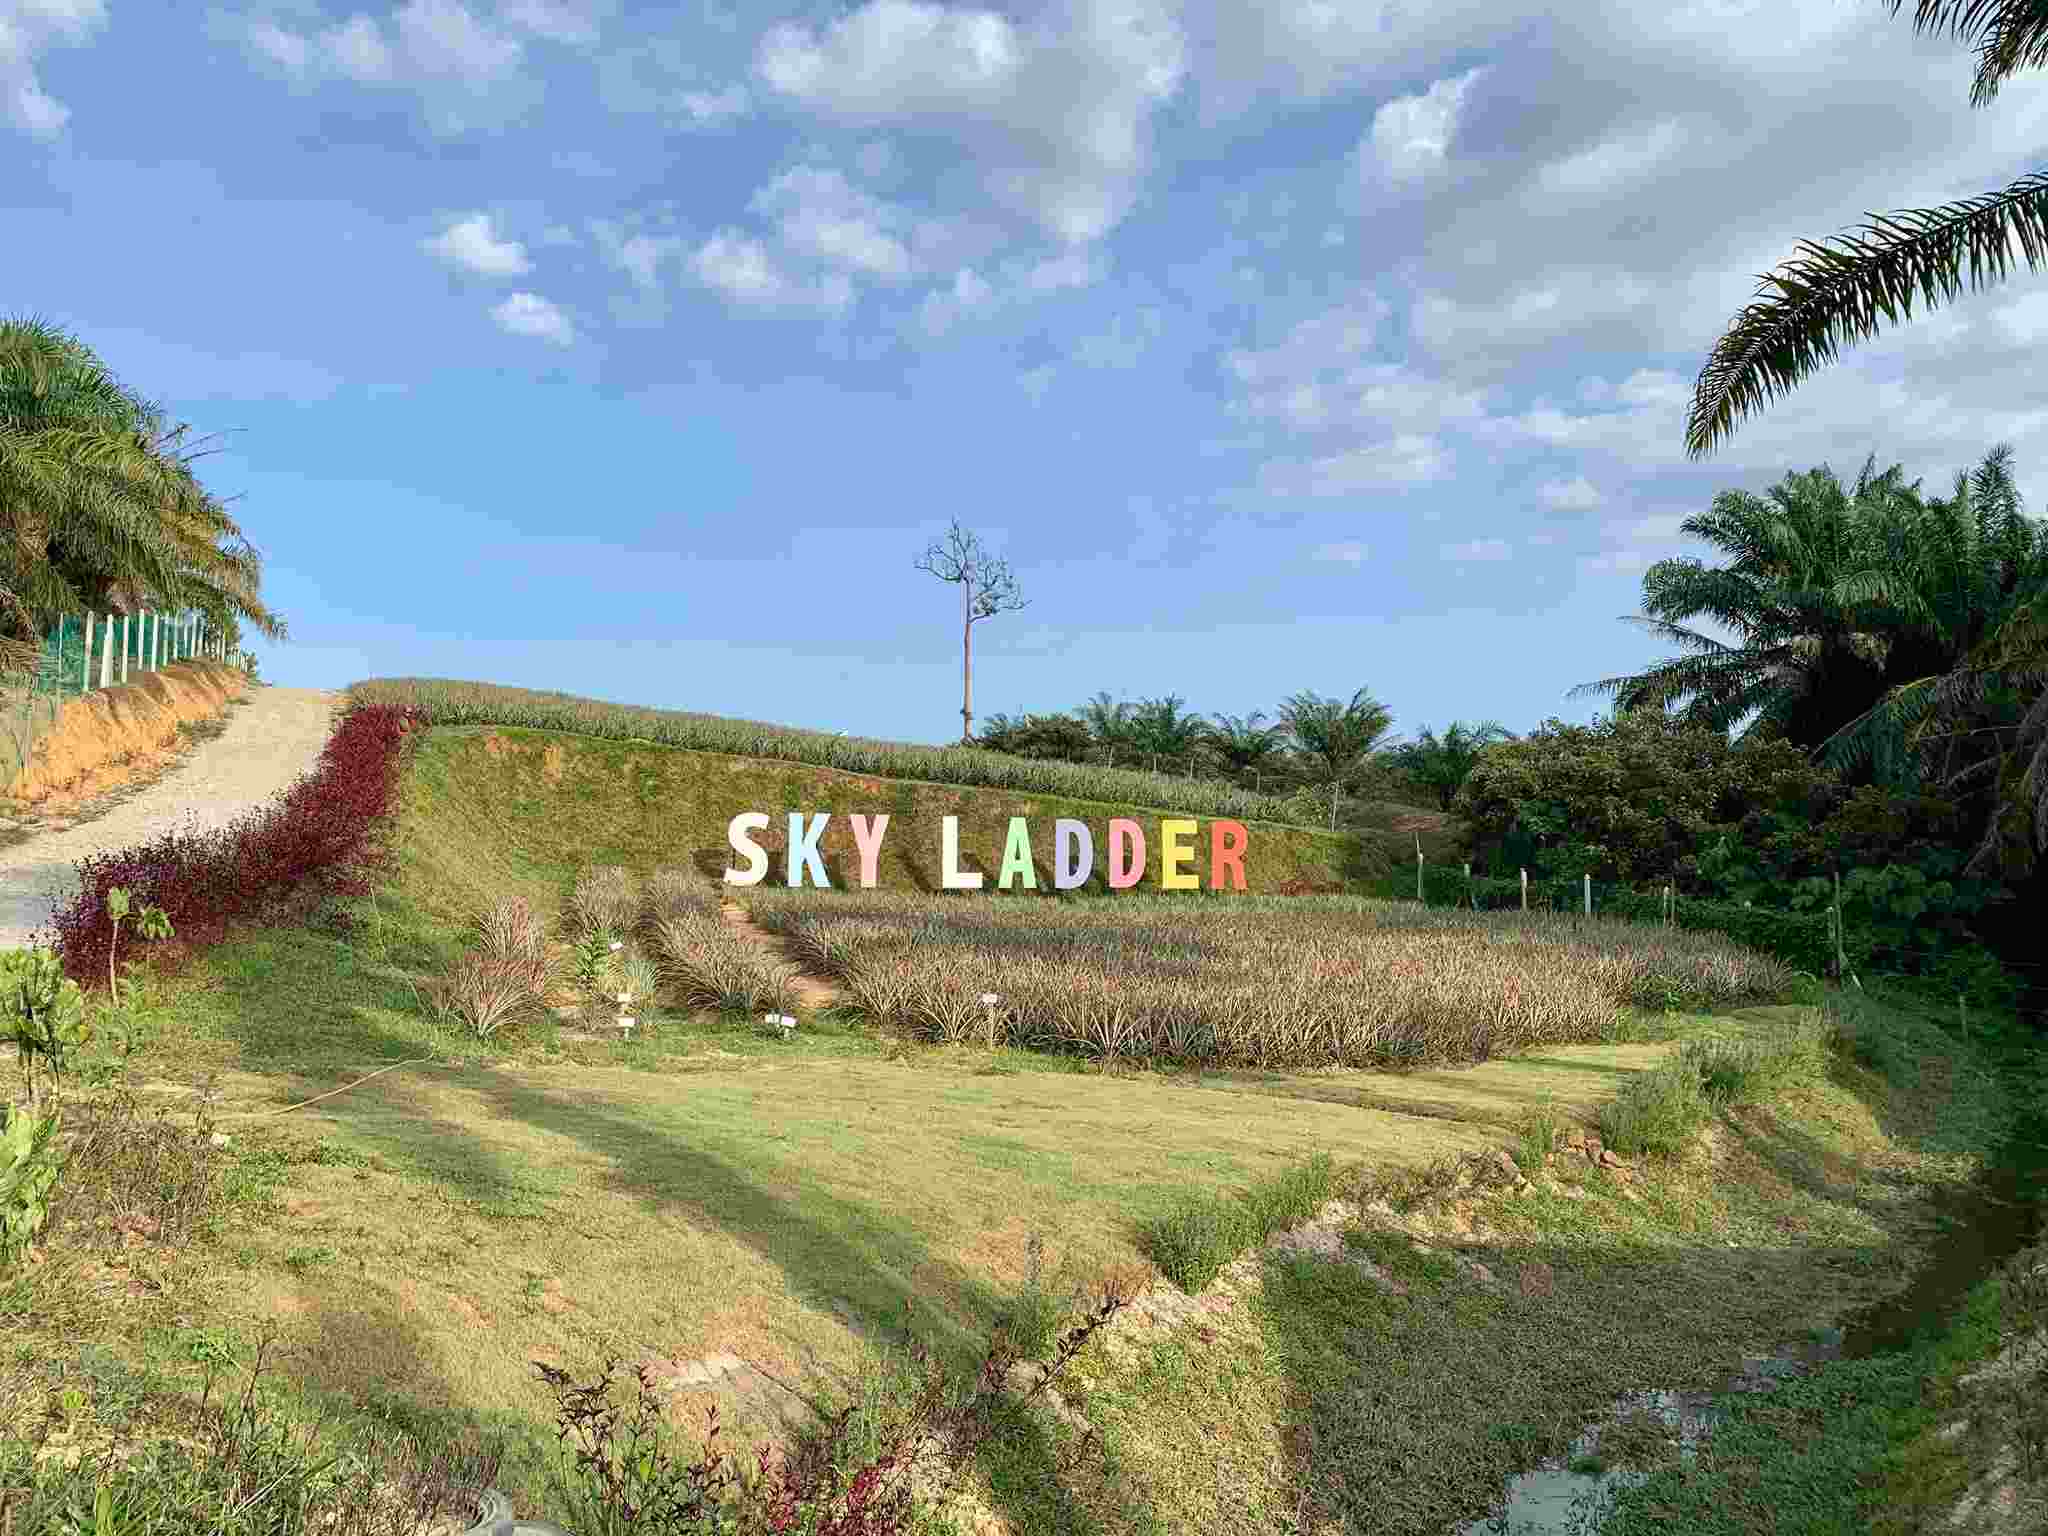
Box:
[719,900,843,1011]
[0,687,342,950]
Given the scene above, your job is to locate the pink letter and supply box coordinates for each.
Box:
[1107,819,1146,889]
[849,813,889,889]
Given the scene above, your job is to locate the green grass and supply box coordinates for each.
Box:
[1139,1153,1338,1293]
[1596,1277,2015,1535]
[10,704,2025,1536]
[1029,990,2017,1536]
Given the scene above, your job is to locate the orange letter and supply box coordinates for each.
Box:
[1209,820,1247,891]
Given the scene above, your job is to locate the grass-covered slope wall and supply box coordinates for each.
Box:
[398,724,1372,924]
[349,676,1326,828]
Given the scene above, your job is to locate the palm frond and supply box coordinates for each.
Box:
[1890,0,2048,106]
[1686,168,2048,458]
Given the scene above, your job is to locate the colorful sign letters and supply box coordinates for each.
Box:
[722,813,1250,892]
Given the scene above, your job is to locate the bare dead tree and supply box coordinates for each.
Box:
[914,520,1029,743]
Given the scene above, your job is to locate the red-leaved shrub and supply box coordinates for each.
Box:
[44,704,420,987]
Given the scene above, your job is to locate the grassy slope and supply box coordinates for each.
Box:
[405,723,1373,910]
[11,720,2021,1536]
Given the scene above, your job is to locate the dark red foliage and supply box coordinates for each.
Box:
[43,704,421,987]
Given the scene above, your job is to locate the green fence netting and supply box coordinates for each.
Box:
[2,612,211,781]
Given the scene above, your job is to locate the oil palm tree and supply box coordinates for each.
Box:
[1073,690,1136,763]
[1278,687,1395,829]
[1208,710,1289,788]
[1687,2,2048,458]
[0,316,285,677]
[1392,720,1515,810]
[1125,694,1211,774]
[1575,456,1940,757]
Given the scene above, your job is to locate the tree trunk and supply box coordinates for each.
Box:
[960,579,973,742]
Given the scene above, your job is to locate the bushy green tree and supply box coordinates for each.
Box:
[1456,708,1829,885]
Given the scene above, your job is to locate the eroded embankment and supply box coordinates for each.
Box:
[4,661,245,807]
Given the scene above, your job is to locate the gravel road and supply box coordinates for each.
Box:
[0,687,342,950]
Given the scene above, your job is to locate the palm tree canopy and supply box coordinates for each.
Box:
[0,315,286,672]
[1577,449,2048,773]
[1278,687,1396,773]
[1686,2,2048,457]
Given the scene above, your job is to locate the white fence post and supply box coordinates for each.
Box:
[81,613,94,692]
[1520,868,1527,911]
[117,613,128,685]
[1583,872,1592,916]
[98,611,113,689]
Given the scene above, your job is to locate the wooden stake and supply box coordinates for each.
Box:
[1520,868,1528,912]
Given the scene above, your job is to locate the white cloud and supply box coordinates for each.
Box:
[689,229,852,311]
[916,266,995,336]
[758,0,1185,247]
[1019,362,1057,403]
[1023,246,1106,291]
[751,166,915,281]
[1534,118,1690,199]
[423,213,532,277]
[499,0,603,46]
[239,0,528,119]
[1,0,106,139]
[1311,541,1369,564]
[681,82,750,124]
[1992,291,2048,347]
[1366,67,1485,182]
[492,291,575,344]
[757,1,1021,114]
[324,15,397,82]
[247,19,311,79]
[1199,0,1500,112]
[1264,434,1453,494]
[1442,537,1512,562]
[589,220,680,289]
[1536,474,1603,510]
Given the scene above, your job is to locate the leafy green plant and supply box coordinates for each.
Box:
[571,926,621,991]
[0,1101,62,1265]
[2,945,90,1114]
[103,886,173,1006]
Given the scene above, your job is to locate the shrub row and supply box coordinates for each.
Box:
[45,704,419,986]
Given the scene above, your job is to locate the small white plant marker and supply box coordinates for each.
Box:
[617,1015,636,1038]
[616,992,631,1005]
[609,940,623,952]
[980,992,1001,1048]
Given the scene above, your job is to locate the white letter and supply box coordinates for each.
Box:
[725,812,769,885]
[941,815,983,889]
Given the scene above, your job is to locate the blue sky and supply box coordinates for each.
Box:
[10,0,2048,743]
